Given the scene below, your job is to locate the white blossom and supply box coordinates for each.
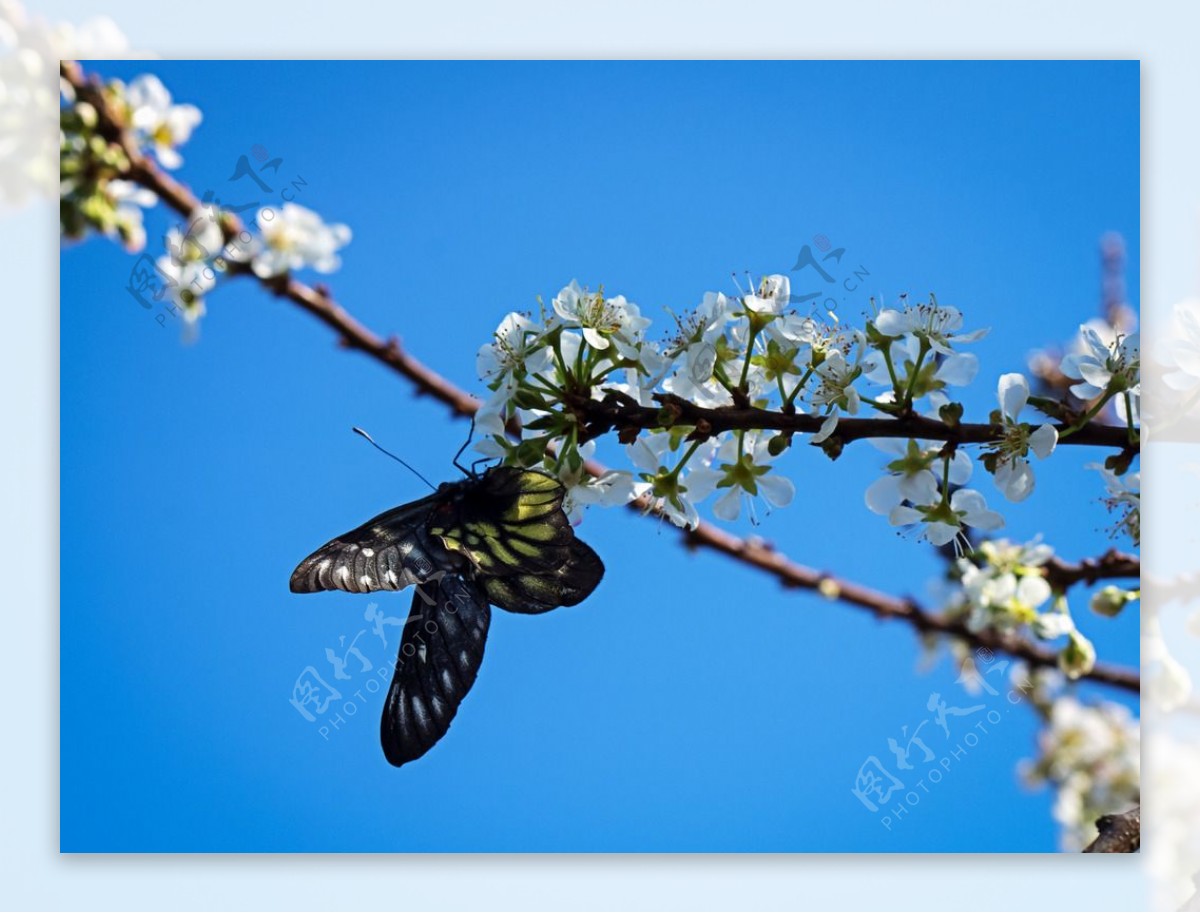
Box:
[864,438,973,516]
[740,274,790,316]
[1060,324,1140,401]
[665,291,730,386]
[552,280,651,358]
[990,373,1058,502]
[124,73,202,170]
[565,470,646,524]
[1089,463,1140,545]
[105,178,156,251]
[471,405,510,459]
[952,538,1056,635]
[888,487,1003,549]
[251,203,351,278]
[476,312,554,402]
[1024,695,1140,851]
[153,208,224,323]
[686,431,794,522]
[625,432,720,528]
[873,295,989,355]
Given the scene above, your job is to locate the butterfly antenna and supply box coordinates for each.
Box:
[453,417,476,476]
[352,427,437,491]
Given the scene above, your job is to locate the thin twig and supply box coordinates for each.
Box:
[61,59,1141,695]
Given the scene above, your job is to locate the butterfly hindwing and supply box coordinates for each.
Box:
[437,468,596,595]
[380,570,491,767]
[289,497,450,594]
[482,538,605,614]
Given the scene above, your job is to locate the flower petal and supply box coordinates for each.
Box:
[888,505,923,527]
[811,412,839,444]
[758,473,795,508]
[995,459,1035,502]
[713,487,742,521]
[924,521,959,546]
[1029,423,1058,459]
[865,474,904,515]
[998,372,1029,421]
[935,352,979,387]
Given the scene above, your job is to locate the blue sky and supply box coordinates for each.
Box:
[60,60,1139,852]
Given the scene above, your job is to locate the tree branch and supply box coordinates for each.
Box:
[1082,805,1140,853]
[1042,549,1140,592]
[572,390,1136,452]
[61,59,1140,695]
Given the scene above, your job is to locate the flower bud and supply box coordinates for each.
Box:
[1089,585,1133,618]
[1058,631,1096,680]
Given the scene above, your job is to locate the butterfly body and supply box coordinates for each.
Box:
[290,466,603,766]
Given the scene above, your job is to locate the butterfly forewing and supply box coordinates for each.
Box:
[381,571,491,767]
[289,496,455,594]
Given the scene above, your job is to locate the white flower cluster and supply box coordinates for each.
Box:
[119,74,201,170]
[150,203,352,324]
[4,0,129,207]
[60,69,199,254]
[1022,693,1140,852]
[475,278,1137,548]
[1061,322,1141,426]
[942,538,1097,678]
[60,67,352,317]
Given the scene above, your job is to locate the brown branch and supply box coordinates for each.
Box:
[1082,805,1140,853]
[61,59,1140,695]
[573,390,1135,452]
[1042,549,1140,592]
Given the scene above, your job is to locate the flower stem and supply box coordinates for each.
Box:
[738,324,760,393]
[1060,391,1114,439]
[784,366,815,410]
[902,340,929,410]
[881,343,902,398]
[668,438,703,478]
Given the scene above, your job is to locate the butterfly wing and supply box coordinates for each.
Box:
[380,570,491,767]
[289,496,453,594]
[436,467,605,612]
[481,538,605,614]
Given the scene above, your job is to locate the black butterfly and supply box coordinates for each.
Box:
[289,466,604,767]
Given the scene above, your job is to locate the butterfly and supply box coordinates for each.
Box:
[289,465,604,767]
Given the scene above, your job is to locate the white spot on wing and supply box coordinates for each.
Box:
[361,547,375,558]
